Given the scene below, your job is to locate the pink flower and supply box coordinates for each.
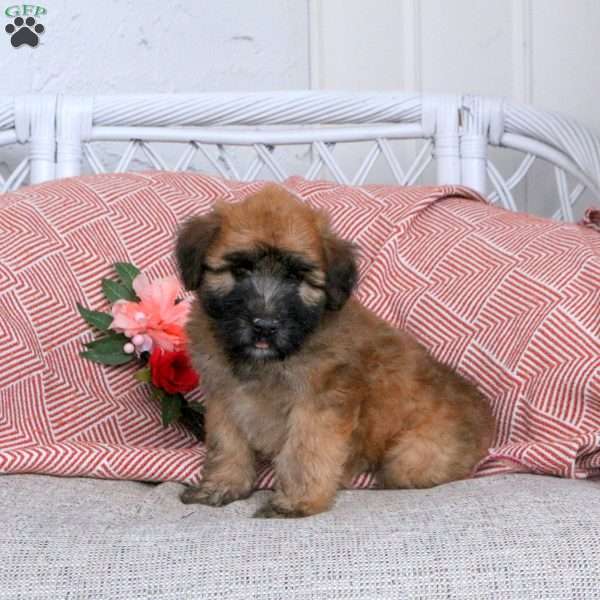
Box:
[110,274,191,352]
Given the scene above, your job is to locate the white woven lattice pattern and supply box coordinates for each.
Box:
[485,153,587,220]
[0,99,27,192]
[0,151,29,193]
[81,138,434,187]
[79,135,593,220]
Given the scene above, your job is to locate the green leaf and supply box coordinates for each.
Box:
[80,350,134,366]
[101,278,137,303]
[114,262,141,291]
[84,333,129,354]
[134,367,151,383]
[161,393,183,427]
[187,403,205,414]
[77,303,113,331]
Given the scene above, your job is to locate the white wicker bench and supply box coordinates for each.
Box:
[1,92,599,221]
[1,92,599,598]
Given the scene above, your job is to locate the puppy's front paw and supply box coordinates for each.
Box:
[253,502,306,519]
[180,482,251,507]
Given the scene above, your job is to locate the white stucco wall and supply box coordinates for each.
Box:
[2,0,309,93]
[0,0,311,179]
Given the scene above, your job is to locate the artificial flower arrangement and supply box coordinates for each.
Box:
[77,262,204,439]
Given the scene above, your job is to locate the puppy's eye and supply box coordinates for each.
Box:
[232,266,253,279]
[286,270,304,283]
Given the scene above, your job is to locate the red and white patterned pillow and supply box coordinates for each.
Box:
[0,172,599,487]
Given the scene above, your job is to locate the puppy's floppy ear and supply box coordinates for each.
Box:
[175,211,222,290]
[322,229,358,311]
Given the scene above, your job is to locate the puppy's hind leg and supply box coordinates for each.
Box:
[181,399,256,507]
[380,424,486,490]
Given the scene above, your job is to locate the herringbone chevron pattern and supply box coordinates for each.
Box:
[1,172,598,486]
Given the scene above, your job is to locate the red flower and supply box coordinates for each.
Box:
[150,347,199,394]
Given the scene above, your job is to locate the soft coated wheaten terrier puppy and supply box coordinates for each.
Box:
[176,185,494,518]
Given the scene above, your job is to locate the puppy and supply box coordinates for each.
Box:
[176,184,494,518]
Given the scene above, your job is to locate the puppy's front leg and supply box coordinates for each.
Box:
[254,403,352,518]
[181,399,255,507]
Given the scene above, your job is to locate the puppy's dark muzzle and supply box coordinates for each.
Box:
[252,317,280,337]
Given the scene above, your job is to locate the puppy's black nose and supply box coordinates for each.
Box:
[252,317,279,336]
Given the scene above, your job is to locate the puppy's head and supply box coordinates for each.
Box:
[176,184,357,364]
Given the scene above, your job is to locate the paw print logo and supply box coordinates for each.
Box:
[5,16,44,48]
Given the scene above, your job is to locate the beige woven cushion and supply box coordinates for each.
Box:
[1,473,598,599]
